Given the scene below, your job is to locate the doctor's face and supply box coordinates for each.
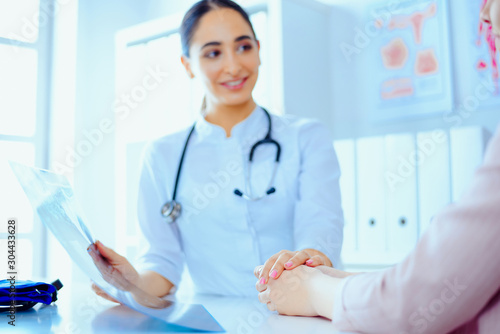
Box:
[182,8,261,108]
[481,0,500,49]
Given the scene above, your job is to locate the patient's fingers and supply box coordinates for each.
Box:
[267,301,277,312]
[255,278,267,293]
[258,289,277,312]
[254,265,263,279]
[258,288,271,304]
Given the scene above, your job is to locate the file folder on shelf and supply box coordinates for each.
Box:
[356,137,386,253]
[450,127,490,202]
[417,130,451,235]
[385,133,418,258]
[334,139,357,255]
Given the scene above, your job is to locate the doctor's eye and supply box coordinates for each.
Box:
[237,44,253,53]
[205,50,221,58]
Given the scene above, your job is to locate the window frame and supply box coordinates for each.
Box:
[0,0,55,278]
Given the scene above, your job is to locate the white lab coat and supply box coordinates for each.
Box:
[136,106,344,296]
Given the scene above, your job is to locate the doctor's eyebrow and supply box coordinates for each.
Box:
[200,35,254,50]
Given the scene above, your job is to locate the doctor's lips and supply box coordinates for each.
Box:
[221,77,248,90]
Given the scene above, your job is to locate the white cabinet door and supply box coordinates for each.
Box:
[356,137,386,253]
[417,130,451,236]
[385,134,418,260]
[450,127,489,202]
[334,139,357,256]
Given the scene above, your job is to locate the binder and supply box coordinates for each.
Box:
[385,134,418,258]
[450,127,489,202]
[356,136,386,253]
[333,139,357,255]
[417,130,451,235]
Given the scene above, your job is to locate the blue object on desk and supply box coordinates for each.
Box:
[0,279,63,312]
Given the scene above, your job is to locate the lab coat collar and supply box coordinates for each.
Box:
[194,105,267,143]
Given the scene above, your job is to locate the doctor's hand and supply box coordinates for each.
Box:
[255,249,332,284]
[88,241,171,309]
[257,265,340,318]
[88,240,140,290]
[88,240,139,304]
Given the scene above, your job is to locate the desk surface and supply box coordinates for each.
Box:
[0,282,343,334]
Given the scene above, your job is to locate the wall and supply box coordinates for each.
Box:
[327,0,500,140]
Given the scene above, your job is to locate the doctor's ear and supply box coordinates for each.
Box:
[256,40,261,66]
[181,55,195,79]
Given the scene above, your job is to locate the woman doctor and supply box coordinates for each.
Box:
[91,0,343,301]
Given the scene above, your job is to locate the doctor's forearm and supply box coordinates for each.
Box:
[136,270,174,297]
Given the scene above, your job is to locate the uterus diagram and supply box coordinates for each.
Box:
[378,2,441,100]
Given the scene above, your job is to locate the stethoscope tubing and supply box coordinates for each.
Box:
[162,107,280,222]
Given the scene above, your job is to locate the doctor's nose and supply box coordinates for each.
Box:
[223,52,242,77]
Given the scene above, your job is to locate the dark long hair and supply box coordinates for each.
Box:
[180,0,257,57]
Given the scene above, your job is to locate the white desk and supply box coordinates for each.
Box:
[1,282,343,333]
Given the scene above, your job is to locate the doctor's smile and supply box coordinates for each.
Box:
[220,77,248,90]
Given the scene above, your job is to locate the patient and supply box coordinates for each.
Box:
[255,1,500,332]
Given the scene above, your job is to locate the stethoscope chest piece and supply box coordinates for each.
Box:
[161,200,181,223]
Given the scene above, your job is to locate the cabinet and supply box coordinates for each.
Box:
[338,127,489,268]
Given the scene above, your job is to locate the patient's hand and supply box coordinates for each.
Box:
[314,265,357,279]
[257,265,340,318]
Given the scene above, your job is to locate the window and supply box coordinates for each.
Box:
[0,0,53,279]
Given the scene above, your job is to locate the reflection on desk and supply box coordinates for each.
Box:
[92,306,194,333]
[0,282,344,333]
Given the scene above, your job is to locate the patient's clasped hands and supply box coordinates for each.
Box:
[255,251,354,319]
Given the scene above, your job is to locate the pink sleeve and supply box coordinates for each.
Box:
[332,128,500,333]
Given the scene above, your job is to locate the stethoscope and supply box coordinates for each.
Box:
[161,107,281,223]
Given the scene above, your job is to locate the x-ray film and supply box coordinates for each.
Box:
[9,161,224,332]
